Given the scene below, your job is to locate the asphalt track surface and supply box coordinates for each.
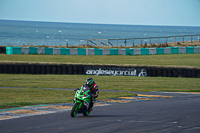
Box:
[0,92,200,133]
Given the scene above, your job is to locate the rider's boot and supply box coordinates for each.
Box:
[88,101,94,112]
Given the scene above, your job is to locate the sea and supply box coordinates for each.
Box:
[0,19,200,47]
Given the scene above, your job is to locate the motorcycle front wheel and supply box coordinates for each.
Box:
[83,111,90,116]
[71,102,80,117]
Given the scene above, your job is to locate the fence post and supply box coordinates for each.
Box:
[174,36,176,43]
[183,35,184,43]
[141,38,143,45]
[107,39,109,47]
[199,35,200,42]
[87,39,88,45]
[191,35,193,43]
[166,36,167,44]
[116,39,118,46]
[158,37,159,44]
[133,38,134,46]
[150,37,151,44]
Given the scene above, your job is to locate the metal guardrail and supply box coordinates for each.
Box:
[87,34,200,47]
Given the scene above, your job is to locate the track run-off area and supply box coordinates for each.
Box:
[0,87,200,133]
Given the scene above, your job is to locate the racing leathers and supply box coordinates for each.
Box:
[83,82,99,111]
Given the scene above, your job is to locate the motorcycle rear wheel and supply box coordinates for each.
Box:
[71,102,79,117]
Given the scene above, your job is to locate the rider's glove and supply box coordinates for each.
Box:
[94,85,98,91]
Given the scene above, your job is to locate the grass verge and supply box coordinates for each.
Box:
[0,54,200,68]
[0,74,199,92]
[0,88,135,109]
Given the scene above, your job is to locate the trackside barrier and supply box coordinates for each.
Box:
[110,49,118,55]
[5,46,200,55]
[0,47,6,54]
[141,48,149,55]
[45,48,53,55]
[78,48,86,55]
[30,47,37,54]
[70,48,78,55]
[164,47,171,54]
[103,49,110,55]
[0,63,199,78]
[21,47,30,54]
[186,47,194,54]
[53,48,61,55]
[179,47,186,54]
[118,49,126,55]
[95,48,102,55]
[134,48,141,55]
[156,48,164,54]
[86,48,95,55]
[171,47,179,54]
[37,47,45,54]
[126,49,134,55]
[194,46,200,53]
[149,48,156,55]
[61,48,70,55]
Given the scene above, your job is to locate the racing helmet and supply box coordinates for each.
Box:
[85,78,94,88]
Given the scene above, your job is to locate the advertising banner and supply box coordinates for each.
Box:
[85,66,147,77]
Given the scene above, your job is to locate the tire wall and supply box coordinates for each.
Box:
[0,63,199,78]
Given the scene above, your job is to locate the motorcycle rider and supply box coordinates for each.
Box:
[84,78,99,111]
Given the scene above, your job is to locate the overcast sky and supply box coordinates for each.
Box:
[0,0,200,26]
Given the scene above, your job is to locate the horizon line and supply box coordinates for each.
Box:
[0,19,200,27]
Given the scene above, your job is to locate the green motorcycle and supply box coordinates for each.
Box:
[71,85,92,117]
